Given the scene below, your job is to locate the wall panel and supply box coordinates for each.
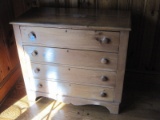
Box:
[99,0,118,10]
[139,0,160,71]
[118,0,131,10]
[126,0,146,70]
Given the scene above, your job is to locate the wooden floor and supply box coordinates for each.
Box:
[0,77,160,120]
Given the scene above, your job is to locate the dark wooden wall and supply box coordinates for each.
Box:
[0,0,31,81]
[0,0,28,103]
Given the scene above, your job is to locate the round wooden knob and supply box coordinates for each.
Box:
[38,83,43,88]
[28,32,36,41]
[101,58,109,64]
[34,68,40,73]
[100,37,110,44]
[101,92,107,97]
[101,76,108,81]
[31,50,38,56]
[96,37,110,44]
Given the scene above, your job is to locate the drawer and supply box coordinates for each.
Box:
[31,79,114,101]
[31,63,116,87]
[20,27,120,52]
[24,46,118,70]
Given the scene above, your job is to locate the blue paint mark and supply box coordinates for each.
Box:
[30,35,36,41]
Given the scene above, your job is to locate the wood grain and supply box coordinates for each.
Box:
[0,0,27,104]
[118,0,132,10]
[99,0,118,10]
[20,26,120,52]
[12,25,33,100]
[0,65,21,102]
[30,63,116,87]
[31,79,114,101]
[139,0,160,71]
[24,46,118,70]
[11,0,31,17]
[115,31,129,102]
[0,30,11,80]
[11,8,131,31]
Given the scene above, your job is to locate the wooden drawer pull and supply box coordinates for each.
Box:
[96,37,110,44]
[28,32,36,41]
[34,68,40,73]
[101,92,107,97]
[101,76,108,81]
[38,83,43,88]
[101,58,109,64]
[31,50,38,56]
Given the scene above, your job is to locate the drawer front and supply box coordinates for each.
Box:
[20,27,120,52]
[31,79,114,101]
[24,46,118,70]
[31,63,116,87]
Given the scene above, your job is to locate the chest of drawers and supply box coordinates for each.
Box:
[11,8,131,114]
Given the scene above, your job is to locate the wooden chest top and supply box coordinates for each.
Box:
[11,7,131,31]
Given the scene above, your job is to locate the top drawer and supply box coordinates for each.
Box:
[20,27,120,52]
